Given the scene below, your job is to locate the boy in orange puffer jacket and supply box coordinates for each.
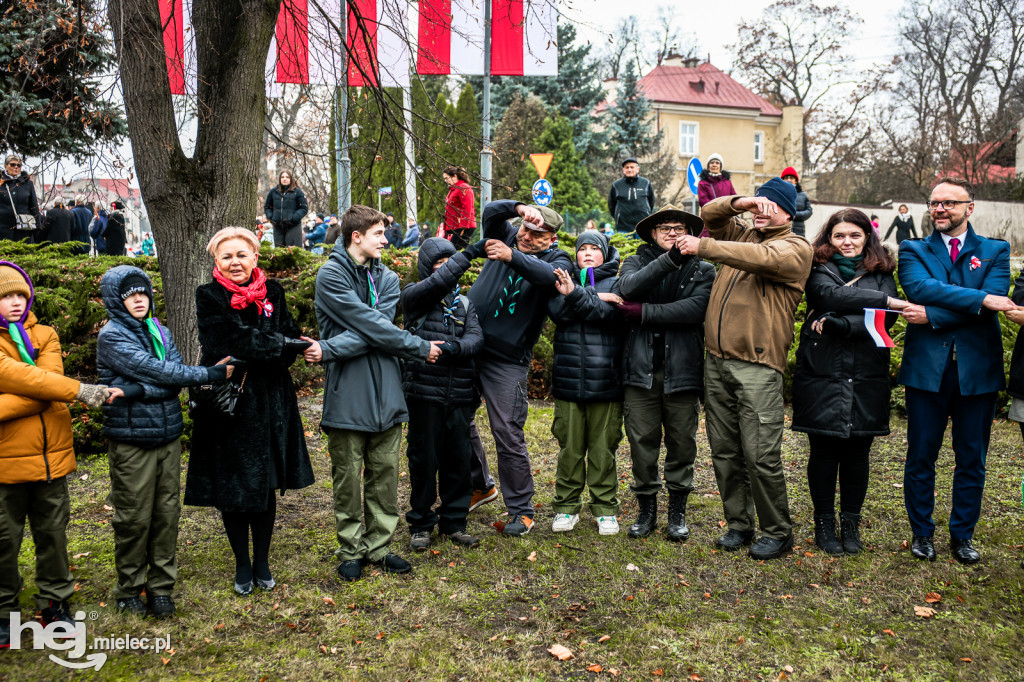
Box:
[0,262,117,648]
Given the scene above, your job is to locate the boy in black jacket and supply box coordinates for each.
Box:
[401,238,484,551]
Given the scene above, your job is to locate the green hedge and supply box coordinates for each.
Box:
[1,239,1017,454]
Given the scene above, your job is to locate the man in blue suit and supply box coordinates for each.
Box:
[898,176,1017,565]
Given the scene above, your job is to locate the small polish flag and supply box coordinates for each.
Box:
[864,309,895,348]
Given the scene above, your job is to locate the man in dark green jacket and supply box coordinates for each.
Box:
[607,158,655,234]
[309,204,442,582]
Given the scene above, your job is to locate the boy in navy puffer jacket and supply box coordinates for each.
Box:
[97,265,234,618]
[400,238,484,551]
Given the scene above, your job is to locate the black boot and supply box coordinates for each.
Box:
[814,514,843,555]
[839,512,863,555]
[665,494,689,542]
[627,495,657,538]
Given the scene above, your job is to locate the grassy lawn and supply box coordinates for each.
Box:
[3,397,1024,681]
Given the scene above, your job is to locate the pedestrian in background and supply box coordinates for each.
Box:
[884,204,918,244]
[697,153,736,208]
[263,169,308,247]
[608,157,655,235]
[781,168,813,238]
[0,155,40,243]
[441,166,477,249]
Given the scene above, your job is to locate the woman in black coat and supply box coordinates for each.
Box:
[263,169,308,248]
[105,202,128,256]
[884,204,918,244]
[792,208,909,555]
[184,227,314,595]
[0,155,41,242]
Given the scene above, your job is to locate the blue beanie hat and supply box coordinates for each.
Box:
[755,177,798,221]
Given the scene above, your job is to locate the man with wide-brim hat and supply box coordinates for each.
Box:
[675,179,814,560]
[616,204,716,542]
[460,200,573,538]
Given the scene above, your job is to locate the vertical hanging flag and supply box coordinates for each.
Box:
[416,0,558,76]
[348,0,411,87]
[864,309,896,348]
[160,0,196,96]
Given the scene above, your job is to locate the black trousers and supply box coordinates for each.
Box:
[806,434,872,516]
[406,401,473,534]
[273,223,303,247]
[448,229,475,250]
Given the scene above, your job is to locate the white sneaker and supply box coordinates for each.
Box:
[597,516,620,536]
[551,513,580,532]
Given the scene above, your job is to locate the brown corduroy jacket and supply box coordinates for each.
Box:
[697,196,814,373]
[0,312,78,484]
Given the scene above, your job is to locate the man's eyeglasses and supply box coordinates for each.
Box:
[654,224,686,235]
[927,200,971,211]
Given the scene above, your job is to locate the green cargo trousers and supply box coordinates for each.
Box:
[0,477,74,613]
[327,425,402,563]
[704,354,792,540]
[107,439,182,599]
[623,368,701,497]
[551,399,623,517]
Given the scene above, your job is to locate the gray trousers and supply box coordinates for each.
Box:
[468,359,535,517]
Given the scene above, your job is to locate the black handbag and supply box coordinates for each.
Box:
[187,350,247,417]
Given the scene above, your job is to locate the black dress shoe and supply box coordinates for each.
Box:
[748,534,794,560]
[716,529,755,551]
[910,535,936,561]
[337,559,363,582]
[369,553,412,574]
[951,538,980,565]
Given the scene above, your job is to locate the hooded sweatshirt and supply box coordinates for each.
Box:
[0,262,76,484]
[315,242,432,432]
[697,195,814,373]
[467,200,573,366]
[548,231,625,402]
[97,265,222,447]
[400,238,483,405]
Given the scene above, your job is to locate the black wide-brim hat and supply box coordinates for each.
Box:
[634,204,704,244]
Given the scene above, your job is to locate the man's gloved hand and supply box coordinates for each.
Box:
[439,341,459,355]
[617,301,643,320]
[76,383,111,409]
[667,244,689,266]
[284,338,313,353]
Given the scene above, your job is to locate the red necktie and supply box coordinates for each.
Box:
[950,237,960,263]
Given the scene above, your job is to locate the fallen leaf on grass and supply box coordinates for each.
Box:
[586,664,603,673]
[547,644,574,660]
[322,597,336,606]
[319,644,328,654]
[375,632,385,640]
[527,551,538,562]
[900,540,909,550]
[883,629,896,637]
[779,594,794,600]
[784,666,794,673]
[430,549,440,555]
[626,595,634,601]
[608,669,619,676]
[214,622,225,631]
[703,592,711,599]
[961,658,972,663]
[80,474,89,481]
[626,563,639,571]
[861,597,872,605]
[598,635,610,643]
[925,592,941,603]
[914,606,937,618]
[488,634,500,642]
[652,669,664,677]
[956,595,964,603]
[518,616,528,621]
[103,504,113,511]
[161,657,170,666]
[718,521,726,528]
[72,552,90,559]
[808,584,819,589]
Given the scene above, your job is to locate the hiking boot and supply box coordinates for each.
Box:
[337,559,363,582]
[469,487,499,512]
[839,512,863,555]
[410,530,432,552]
[665,494,689,542]
[502,515,534,537]
[0,619,9,650]
[814,513,844,555]
[116,596,147,616]
[148,595,175,619]
[597,516,620,536]
[627,495,657,538]
[445,530,480,548]
[551,513,579,532]
[716,528,755,551]
[749,534,795,560]
[369,553,412,574]
[40,600,75,636]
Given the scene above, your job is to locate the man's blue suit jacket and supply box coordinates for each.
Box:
[897,224,1010,396]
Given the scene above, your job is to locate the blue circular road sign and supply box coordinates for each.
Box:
[686,158,704,195]
[532,178,553,206]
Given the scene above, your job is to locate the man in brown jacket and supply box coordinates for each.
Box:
[676,177,813,559]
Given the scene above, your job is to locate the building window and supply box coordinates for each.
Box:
[754,131,764,163]
[679,122,698,157]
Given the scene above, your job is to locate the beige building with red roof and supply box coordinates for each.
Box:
[606,58,805,210]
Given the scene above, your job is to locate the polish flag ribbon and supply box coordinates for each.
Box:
[864,308,895,348]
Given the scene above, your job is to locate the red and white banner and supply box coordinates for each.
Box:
[864,309,896,348]
[160,0,556,96]
[417,0,558,76]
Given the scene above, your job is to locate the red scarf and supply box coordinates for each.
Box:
[212,266,273,316]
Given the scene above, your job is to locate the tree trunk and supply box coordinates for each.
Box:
[108,0,279,360]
